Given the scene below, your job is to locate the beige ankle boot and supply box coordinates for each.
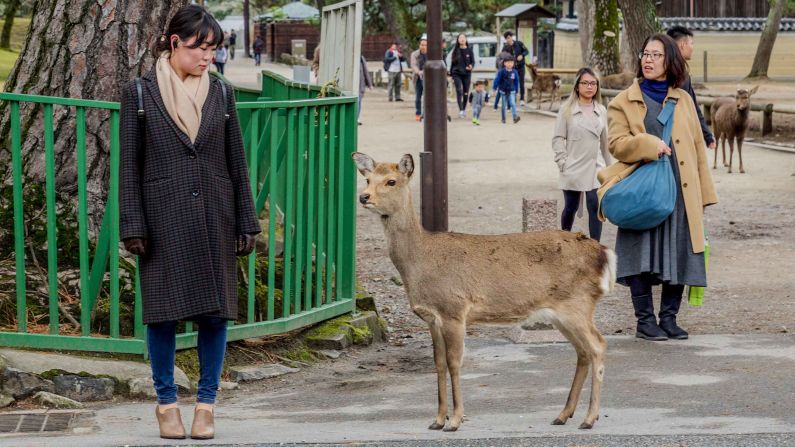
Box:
[155,406,186,439]
[191,407,215,439]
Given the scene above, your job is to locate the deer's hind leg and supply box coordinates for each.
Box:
[551,311,592,427]
[727,137,735,173]
[427,321,449,430]
[737,134,746,173]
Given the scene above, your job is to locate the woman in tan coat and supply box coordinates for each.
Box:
[552,67,612,241]
[601,33,717,341]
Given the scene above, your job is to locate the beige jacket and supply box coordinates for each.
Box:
[598,79,718,253]
[552,101,612,191]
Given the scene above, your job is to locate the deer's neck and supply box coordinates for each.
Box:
[735,107,750,124]
[380,197,424,277]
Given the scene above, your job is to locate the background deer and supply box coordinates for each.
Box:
[710,85,759,173]
[352,152,616,432]
[527,63,561,110]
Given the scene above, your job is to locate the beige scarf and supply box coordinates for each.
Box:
[156,55,210,143]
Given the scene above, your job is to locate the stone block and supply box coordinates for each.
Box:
[52,375,114,402]
[2,367,55,399]
[306,331,352,350]
[127,377,157,399]
[348,311,387,344]
[33,391,84,409]
[228,364,299,382]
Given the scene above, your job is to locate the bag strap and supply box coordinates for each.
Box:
[134,77,145,170]
[657,97,677,146]
[220,80,230,120]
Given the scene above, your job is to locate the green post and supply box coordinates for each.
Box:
[76,107,91,336]
[248,109,260,324]
[11,102,26,333]
[44,104,59,335]
[109,111,121,338]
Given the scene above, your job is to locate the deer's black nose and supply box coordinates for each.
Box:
[359,193,370,205]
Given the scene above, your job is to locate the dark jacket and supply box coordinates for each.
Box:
[680,75,715,146]
[493,67,520,93]
[450,46,475,76]
[501,40,529,70]
[383,49,406,71]
[120,69,261,324]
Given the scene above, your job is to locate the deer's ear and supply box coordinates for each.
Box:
[398,154,414,178]
[352,152,375,176]
[749,85,759,96]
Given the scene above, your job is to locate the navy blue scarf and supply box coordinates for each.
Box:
[640,79,669,104]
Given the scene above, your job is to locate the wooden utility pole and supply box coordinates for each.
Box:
[244,0,251,58]
[420,0,448,232]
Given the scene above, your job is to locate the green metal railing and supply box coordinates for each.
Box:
[0,71,358,355]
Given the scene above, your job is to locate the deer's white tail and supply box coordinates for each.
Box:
[600,248,617,295]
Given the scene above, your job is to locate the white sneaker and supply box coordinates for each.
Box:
[520,100,526,107]
[458,110,465,119]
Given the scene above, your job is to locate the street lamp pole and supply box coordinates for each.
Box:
[421,0,448,232]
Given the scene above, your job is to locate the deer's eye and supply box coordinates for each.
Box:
[365,179,370,185]
[386,179,397,186]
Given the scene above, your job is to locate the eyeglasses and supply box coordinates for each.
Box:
[639,52,664,61]
[579,81,598,88]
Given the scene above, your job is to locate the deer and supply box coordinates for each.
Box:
[527,63,561,110]
[352,152,616,432]
[710,85,759,173]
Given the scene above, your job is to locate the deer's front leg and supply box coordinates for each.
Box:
[442,320,466,432]
[428,322,448,430]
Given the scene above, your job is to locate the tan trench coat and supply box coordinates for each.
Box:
[552,101,612,191]
[597,79,718,253]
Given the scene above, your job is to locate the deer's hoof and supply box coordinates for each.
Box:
[428,421,445,430]
[728,169,732,174]
[443,425,459,432]
[740,169,746,174]
[579,421,594,430]
[551,418,567,425]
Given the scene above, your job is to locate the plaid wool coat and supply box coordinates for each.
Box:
[120,69,261,325]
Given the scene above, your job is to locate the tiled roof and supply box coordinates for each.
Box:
[556,17,795,32]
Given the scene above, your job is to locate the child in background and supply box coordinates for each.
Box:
[469,80,488,125]
[492,55,521,124]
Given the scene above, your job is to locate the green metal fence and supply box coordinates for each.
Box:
[0,71,358,355]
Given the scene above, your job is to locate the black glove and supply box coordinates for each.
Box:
[124,238,147,256]
[236,234,257,257]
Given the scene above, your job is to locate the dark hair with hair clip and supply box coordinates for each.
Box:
[636,33,688,88]
[154,4,223,55]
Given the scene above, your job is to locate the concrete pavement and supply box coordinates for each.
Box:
[3,333,794,446]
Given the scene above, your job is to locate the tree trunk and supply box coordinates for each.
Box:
[747,0,785,79]
[0,0,22,50]
[378,0,405,46]
[0,0,189,231]
[243,0,251,59]
[577,0,594,66]
[617,0,660,73]
[588,0,621,76]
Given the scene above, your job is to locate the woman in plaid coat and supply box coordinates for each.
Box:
[119,5,259,440]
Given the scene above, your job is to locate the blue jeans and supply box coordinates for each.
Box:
[148,316,228,405]
[493,91,501,109]
[472,103,482,119]
[500,90,517,121]
[415,78,424,116]
[254,53,262,65]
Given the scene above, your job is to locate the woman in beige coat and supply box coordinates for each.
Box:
[600,33,717,341]
[552,67,612,241]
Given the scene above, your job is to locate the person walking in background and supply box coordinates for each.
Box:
[253,35,264,66]
[119,5,260,440]
[358,55,374,125]
[492,50,510,110]
[410,38,428,121]
[667,26,716,151]
[469,80,488,125]
[552,67,611,241]
[450,33,475,119]
[384,42,405,102]
[214,44,228,75]
[228,29,236,60]
[604,33,717,341]
[501,31,530,106]
[311,46,320,81]
[492,55,520,124]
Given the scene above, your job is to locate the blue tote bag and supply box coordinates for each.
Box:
[601,98,678,231]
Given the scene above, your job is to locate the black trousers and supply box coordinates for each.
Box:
[517,65,526,101]
[561,189,602,241]
[626,273,685,299]
[452,72,471,112]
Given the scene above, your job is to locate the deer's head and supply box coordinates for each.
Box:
[734,85,759,111]
[352,152,414,217]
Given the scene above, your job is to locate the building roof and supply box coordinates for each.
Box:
[495,3,556,19]
[281,1,319,20]
[556,16,795,32]
[659,17,795,32]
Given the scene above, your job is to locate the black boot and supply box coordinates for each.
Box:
[631,294,668,341]
[659,291,689,340]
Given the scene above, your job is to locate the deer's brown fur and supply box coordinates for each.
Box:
[527,64,561,110]
[710,85,758,173]
[353,152,616,432]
